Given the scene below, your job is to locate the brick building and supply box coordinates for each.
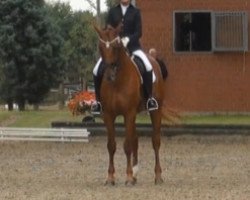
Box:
[136,0,250,113]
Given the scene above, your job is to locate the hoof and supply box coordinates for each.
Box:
[125,177,137,186]
[105,180,115,186]
[155,177,164,185]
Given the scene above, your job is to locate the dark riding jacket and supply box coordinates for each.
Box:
[106,3,142,53]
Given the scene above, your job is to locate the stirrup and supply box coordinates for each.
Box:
[91,101,102,114]
[146,97,158,111]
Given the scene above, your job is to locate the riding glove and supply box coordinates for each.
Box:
[121,37,129,47]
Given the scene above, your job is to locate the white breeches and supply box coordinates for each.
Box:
[132,49,152,72]
[93,49,153,76]
[93,58,102,76]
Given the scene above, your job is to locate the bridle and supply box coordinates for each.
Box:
[98,36,121,81]
[98,36,121,49]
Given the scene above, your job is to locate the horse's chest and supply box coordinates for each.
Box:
[101,88,140,112]
[102,90,125,104]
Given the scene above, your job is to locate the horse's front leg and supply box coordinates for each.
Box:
[150,109,163,184]
[103,113,116,185]
[124,112,137,185]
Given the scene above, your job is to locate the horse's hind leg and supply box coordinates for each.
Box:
[124,112,137,185]
[103,114,116,185]
[150,109,163,184]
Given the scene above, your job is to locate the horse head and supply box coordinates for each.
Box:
[94,23,125,81]
[94,24,123,68]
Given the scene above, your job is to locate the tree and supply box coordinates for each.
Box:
[45,2,73,41]
[85,0,113,26]
[0,0,63,110]
[63,11,97,88]
[105,0,118,9]
[45,2,74,109]
[47,2,97,86]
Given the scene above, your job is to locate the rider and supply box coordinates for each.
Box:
[91,0,158,114]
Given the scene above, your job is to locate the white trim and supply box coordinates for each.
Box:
[0,127,90,143]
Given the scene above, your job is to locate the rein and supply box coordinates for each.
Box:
[99,36,121,49]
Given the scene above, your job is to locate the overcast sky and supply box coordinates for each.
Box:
[46,0,107,12]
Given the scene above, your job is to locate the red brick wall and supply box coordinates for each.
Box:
[137,0,250,113]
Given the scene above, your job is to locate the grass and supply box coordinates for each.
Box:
[0,108,83,128]
[1,106,250,128]
[0,111,13,122]
[0,108,153,128]
[11,111,82,127]
[182,115,250,125]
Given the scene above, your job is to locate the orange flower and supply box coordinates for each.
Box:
[67,91,96,115]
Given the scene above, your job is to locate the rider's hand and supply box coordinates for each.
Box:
[121,37,129,47]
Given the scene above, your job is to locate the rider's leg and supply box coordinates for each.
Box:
[133,50,158,111]
[91,58,104,114]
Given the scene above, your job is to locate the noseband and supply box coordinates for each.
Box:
[99,36,121,49]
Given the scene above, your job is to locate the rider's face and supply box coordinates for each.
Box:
[120,0,130,6]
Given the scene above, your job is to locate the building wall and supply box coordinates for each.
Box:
[136,0,250,113]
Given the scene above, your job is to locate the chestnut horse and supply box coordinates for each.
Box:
[94,25,165,185]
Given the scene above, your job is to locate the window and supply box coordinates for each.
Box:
[174,11,248,52]
[174,12,211,52]
[212,12,248,51]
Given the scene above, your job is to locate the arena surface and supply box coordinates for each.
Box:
[0,135,249,200]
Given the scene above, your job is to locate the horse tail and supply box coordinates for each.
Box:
[156,59,168,80]
[161,104,181,125]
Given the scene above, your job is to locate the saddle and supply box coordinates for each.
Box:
[132,55,145,83]
[132,55,168,81]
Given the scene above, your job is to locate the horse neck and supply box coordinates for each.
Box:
[117,48,135,76]
[109,48,139,90]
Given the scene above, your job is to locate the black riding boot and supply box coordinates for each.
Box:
[143,70,158,111]
[91,75,102,114]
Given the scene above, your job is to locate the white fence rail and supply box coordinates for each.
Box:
[0,127,90,142]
